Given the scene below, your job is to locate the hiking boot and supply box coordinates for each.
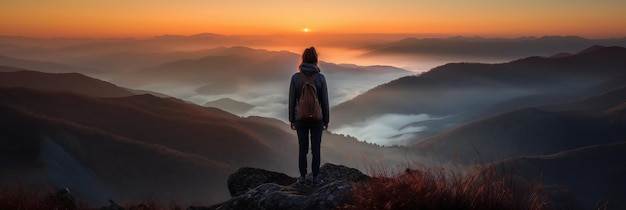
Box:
[296,177,307,186]
[311,177,323,186]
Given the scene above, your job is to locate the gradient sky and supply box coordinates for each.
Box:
[1,0,625,38]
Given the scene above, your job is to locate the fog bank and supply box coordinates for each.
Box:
[332,113,434,146]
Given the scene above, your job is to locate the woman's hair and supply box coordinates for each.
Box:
[302,47,318,64]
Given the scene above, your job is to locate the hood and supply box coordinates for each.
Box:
[299,63,320,76]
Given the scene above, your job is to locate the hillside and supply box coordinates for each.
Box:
[0,70,412,206]
[0,68,135,97]
[0,100,232,205]
[204,98,255,116]
[331,46,626,144]
[0,87,280,204]
[495,141,626,209]
[414,85,626,164]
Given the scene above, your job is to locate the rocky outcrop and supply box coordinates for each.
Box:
[227,167,295,197]
[213,163,370,210]
[44,188,78,210]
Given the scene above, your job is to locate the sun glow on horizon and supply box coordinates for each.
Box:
[1,1,625,38]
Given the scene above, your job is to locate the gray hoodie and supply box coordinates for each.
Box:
[288,63,330,125]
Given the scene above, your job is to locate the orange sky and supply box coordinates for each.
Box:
[1,0,625,38]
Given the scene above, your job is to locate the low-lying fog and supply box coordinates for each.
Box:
[3,34,623,146]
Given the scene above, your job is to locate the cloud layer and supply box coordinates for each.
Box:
[332,113,433,146]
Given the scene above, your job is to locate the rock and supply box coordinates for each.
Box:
[218,183,306,210]
[301,180,354,209]
[44,187,78,210]
[214,163,370,210]
[316,163,369,183]
[188,206,214,210]
[227,167,295,197]
[99,199,125,210]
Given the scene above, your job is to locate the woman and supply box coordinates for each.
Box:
[288,47,330,186]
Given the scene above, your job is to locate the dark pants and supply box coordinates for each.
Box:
[295,120,323,178]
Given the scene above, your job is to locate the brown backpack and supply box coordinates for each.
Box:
[297,73,322,121]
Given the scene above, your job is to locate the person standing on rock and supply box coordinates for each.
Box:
[289,46,330,186]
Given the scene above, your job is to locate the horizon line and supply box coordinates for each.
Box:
[1,32,626,40]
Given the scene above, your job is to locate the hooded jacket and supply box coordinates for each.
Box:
[289,62,330,125]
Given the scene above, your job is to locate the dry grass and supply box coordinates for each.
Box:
[2,164,551,210]
[0,182,188,210]
[344,164,550,210]
[0,182,84,210]
[120,198,184,210]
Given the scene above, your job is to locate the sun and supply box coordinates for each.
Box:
[303,28,309,32]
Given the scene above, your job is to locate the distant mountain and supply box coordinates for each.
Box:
[0,68,135,97]
[495,141,626,209]
[113,47,297,90]
[0,33,243,56]
[0,35,256,75]
[111,46,412,121]
[204,98,254,116]
[363,36,626,59]
[0,54,81,73]
[114,46,410,89]
[331,46,626,144]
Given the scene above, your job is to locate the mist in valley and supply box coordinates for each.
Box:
[0,34,626,145]
[2,34,626,147]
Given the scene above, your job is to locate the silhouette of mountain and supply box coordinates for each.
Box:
[416,108,626,164]
[331,46,626,143]
[0,69,135,97]
[363,36,626,59]
[414,85,626,164]
[113,47,294,89]
[0,35,262,75]
[204,98,254,116]
[495,141,626,209]
[111,46,411,119]
[113,46,410,89]
[398,93,579,142]
[0,54,81,73]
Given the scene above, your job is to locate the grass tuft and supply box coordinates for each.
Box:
[344,164,550,210]
[0,182,85,210]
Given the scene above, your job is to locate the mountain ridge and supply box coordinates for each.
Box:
[331,46,626,144]
[363,36,626,58]
[0,69,135,97]
[494,140,626,209]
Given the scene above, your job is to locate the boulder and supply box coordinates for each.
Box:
[215,163,370,210]
[44,188,78,210]
[227,167,295,197]
[316,163,369,183]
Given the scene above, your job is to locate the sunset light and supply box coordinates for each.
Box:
[1,1,626,38]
